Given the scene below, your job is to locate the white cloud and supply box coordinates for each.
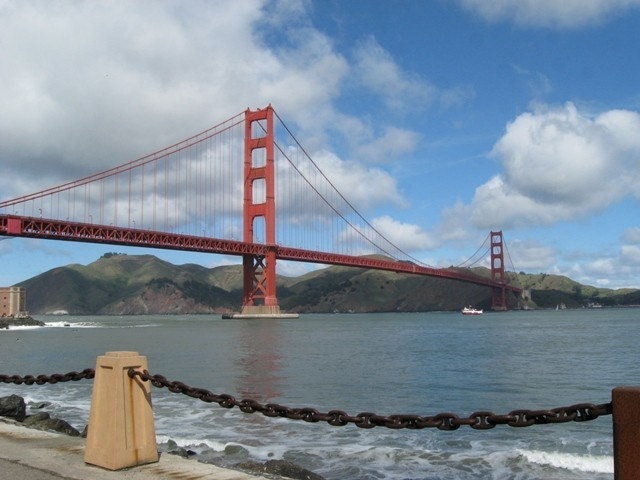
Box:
[257,27,349,130]
[317,151,406,211]
[429,103,640,283]
[0,1,266,187]
[0,1,355,197]
[584,258,617,278]
[0,0,429,226]
[620,228,640,267]
[621,245,640,265]
[352,36,473,112]
[622,227,640,244]
[468,103,640,229]
[353,36,436,111]
[273,148,407,250]
[512,65,553,98]
[505,239,556,271]
[354,127,421,165]
[458,0,640,28]
[370,215,438,251]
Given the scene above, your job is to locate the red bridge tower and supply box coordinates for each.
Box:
[490,230,508,311]
[239,106,295,317]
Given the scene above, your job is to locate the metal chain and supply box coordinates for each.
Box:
[0,368,613,430]
[0,369,95,385]
[128,369,613,431]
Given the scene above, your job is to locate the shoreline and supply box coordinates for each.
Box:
[0,417,280,480]
[0,391,326,480]
[0,316,45,329]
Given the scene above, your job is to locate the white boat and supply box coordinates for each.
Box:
[461,306,483,315]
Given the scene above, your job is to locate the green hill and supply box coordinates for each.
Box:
[16,253,640,315]
[20,253,240,315]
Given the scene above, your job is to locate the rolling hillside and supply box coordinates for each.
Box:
[16,253,639,315]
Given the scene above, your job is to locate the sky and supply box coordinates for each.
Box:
[1,0,640,290]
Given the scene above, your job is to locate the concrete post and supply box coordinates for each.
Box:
[613,386,640,479]
[84,351,158,470]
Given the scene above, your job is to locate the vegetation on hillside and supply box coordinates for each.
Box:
[16,253,640,315]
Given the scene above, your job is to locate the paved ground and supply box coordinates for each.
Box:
[0,419,270,480]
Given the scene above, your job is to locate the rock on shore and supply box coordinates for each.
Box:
[0,395,79,435]
[0,316,45,329]
[0,394,326,480]
[0,395,26,422]
[235,459,326,480]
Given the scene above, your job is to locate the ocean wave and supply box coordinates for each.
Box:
[156,434,229,452]
[518,448,613,474]
[39,320,162,329]
[42,321,103,328]
[0,325,43,331]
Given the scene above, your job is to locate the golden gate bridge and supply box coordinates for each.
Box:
[0,106,521,315]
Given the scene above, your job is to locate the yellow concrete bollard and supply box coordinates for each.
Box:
[84,351,159,470]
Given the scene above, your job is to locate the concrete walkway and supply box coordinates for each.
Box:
[0,419,271,480]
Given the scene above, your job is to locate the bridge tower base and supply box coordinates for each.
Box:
[222,305,299,319]
[490,230,508,311]
[225,106,298,319]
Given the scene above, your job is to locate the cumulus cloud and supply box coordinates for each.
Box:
[430,102,640,281]
[583,258,617,279]
[505,239,556,271]
[619,227,640,267]
[457,0,640,28]
[1,1,269,187]
[0,4,328,181]
[467,103,640,229]
[311,151,407,212]
[370,215,438,251]
[621,244,640,265]
[267,144,410,255]
[0,0,443,223]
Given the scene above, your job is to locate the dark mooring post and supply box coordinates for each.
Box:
[613,387,640,479]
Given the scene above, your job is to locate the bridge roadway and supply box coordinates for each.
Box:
[0,214,521,293]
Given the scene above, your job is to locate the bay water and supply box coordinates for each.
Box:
[1,309,638,479]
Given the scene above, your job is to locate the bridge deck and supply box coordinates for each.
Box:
[0,214,521,293]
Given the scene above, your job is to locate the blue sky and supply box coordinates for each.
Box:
[1,0,640,289]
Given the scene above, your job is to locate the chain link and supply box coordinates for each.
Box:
[128,369,613,431]
[0,369,95,385]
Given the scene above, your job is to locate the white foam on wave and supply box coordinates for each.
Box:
[155,432,291,460]
[0,319,103,329]
[41,320,161,329]
[0,320,156,330]
[518,448,613,474]
[121,323,162,328]
[43,321,102,328]
[156,434,229,451]
[0,325,42,331]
